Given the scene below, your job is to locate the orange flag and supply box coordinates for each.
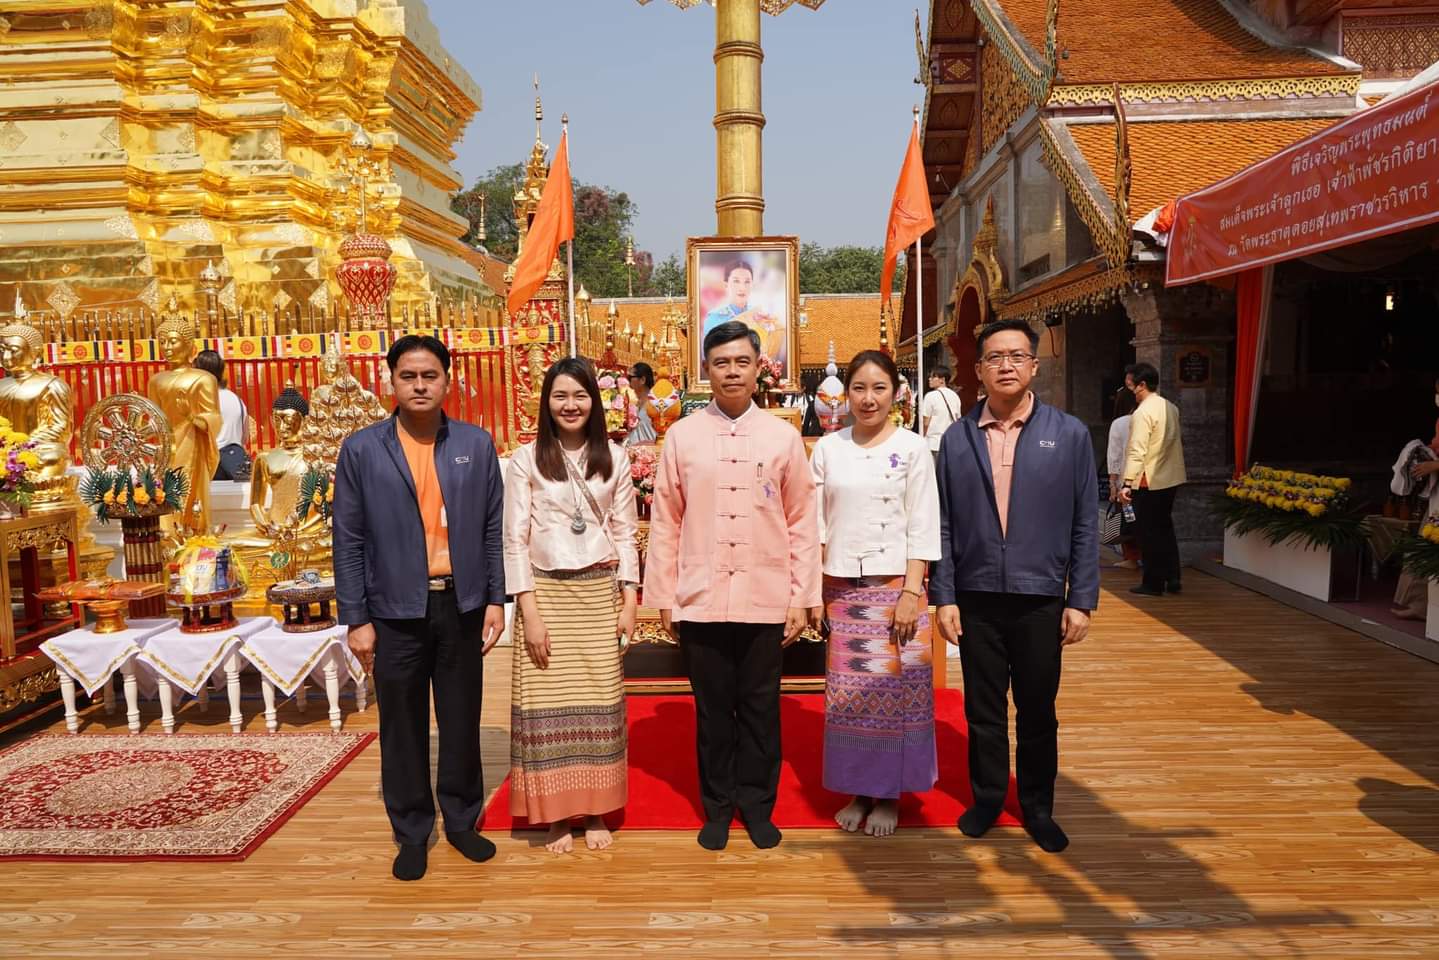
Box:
[506,130,574,318]
[881,122,935,304]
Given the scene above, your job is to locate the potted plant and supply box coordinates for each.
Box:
[1217,465,1365,601]
[1392,523,1439,641]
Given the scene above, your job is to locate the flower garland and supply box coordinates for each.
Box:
[597,371,638,440]
[79,466,188,523]
[0,416,39,508]
[1216,464,1363,550]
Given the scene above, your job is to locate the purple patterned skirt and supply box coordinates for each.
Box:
[822,574,938,799]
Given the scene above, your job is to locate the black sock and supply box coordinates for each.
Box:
[958,806,1001,838]
[744,818,782,849]
[446,830,497,864]
[1024,815,1069,853]
[698,820,731,851]
[393,843,427,881]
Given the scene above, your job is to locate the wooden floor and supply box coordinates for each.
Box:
[6,568,1439,958]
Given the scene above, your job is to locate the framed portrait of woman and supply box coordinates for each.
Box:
[687,236,800,391]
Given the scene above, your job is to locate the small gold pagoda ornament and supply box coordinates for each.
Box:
[331,127,399,328]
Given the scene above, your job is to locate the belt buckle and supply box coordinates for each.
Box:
[428,577,450,592]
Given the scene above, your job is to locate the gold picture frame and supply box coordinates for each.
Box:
[687,235,800,391]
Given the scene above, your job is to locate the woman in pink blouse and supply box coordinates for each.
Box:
[503,358,639,854]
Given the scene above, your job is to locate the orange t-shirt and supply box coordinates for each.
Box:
[397,427,451,577]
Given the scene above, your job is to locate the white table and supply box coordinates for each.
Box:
[136,617,274,734]
[239,623,367,733]
[40,619,175,734]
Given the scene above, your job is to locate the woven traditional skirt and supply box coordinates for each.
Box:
[822,574,938,799]
[509,567,627,823]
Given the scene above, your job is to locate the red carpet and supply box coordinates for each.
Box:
[483,689,1021,831]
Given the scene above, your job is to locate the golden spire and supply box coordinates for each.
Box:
[533,73,543,144]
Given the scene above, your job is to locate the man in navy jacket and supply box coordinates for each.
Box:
[933,320,1098,854]
[334,335,506,881]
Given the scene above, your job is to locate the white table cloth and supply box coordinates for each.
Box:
[239,623,367,732]
[39,619,175,734]
[136,617,274,734]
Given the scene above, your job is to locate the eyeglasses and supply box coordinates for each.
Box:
[980,352,1036,368]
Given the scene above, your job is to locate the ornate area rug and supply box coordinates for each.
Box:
[0,732,374,861]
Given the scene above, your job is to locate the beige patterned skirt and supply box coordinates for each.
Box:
[509,568,627,823]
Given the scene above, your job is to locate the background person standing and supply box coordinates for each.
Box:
[921,366,961,466]
[1118,362,1187,596]
[933,319,1098,854]
[194,349,250,481]
[334,335,507,882]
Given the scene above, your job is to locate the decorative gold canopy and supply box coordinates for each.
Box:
[636,0,826,11]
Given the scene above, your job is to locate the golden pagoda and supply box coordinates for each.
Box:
[0,0,496,322]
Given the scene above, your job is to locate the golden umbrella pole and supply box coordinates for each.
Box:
[714,0,764,237]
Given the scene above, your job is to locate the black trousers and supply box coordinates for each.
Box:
[679,621,784,824]
[1133,486,1181,589]
[956,592,1064,818]
[372,589,486,846]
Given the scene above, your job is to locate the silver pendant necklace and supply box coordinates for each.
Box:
[565,449,587,534]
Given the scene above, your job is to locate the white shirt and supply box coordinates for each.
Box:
[811,426,941,578]
[921,387,961,451]
[1106,414,1132,476]
[502,440,641,595]
[216,388,246,449]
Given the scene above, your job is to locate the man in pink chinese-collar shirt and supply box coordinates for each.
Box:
[644,320,821,851]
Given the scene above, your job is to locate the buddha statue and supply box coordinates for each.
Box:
[301,347,388,469]
[147,312,221,533]
[0,320,74,506]
[249,387,310,529]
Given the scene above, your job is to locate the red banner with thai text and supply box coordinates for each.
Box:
[1166,81,1439,286]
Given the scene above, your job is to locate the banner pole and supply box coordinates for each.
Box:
[567,238,577,359]
[914,235,924,430]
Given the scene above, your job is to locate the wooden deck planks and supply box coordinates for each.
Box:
[3,568,1438,958]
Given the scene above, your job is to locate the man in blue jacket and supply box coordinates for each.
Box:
[334,335,507,881]
[933,320,1098,854]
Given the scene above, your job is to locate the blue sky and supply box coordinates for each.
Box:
[423,0,929,261]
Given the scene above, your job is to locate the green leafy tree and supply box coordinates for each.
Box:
[798,244,904,295]
[452,163,525,258]
[645,253,686,297]
[453,165,650,300]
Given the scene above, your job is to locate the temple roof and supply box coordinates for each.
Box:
[992,0,1354,86]
[798,294,889,367]
[1064,115,1340,219]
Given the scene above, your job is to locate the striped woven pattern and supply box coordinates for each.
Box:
[509,572,627,823]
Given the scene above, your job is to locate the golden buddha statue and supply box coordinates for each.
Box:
[147,311,221,533]
[0,319,74,506]
[301,347,388,468]
[249,386,310,529]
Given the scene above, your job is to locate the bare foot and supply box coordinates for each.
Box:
[864,799,899,837]
[835,796,873,833]
[584,815,613,850]
[544,821,573,854]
